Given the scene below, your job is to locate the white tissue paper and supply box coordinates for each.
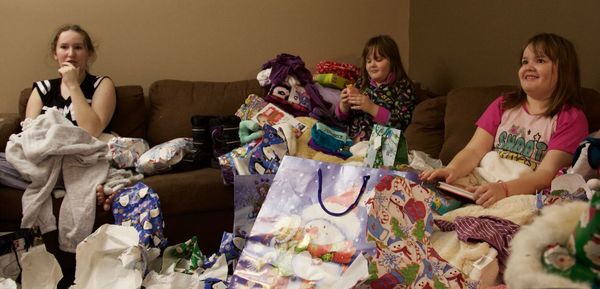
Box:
[0,277,17,289]
[21,245,63,289]
[70,224,147,289]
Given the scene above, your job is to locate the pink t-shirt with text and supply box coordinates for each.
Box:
[476,96,588,170]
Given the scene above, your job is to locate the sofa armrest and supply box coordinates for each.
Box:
[0,113,20,152]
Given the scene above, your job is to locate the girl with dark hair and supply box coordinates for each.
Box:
[336,35,416,142]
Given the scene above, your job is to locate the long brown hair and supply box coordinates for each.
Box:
[358,35,411,89]
[503,33,582,116]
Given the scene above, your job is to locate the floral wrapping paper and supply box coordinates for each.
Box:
[366,175,478,288]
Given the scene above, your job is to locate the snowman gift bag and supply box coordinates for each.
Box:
[230,156,407,289]
[365,175,478,289]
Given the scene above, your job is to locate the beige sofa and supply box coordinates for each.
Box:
[0,79,265,285]
[1,81,598,287]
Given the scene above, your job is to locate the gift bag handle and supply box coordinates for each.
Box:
[317,168,370,216]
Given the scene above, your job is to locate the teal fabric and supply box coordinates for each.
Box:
[310,121,353,158]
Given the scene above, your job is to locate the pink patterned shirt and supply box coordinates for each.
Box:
[476,96,588,170]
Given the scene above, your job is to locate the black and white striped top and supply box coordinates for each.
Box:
[33,73,107,126]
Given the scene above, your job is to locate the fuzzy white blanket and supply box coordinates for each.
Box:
[5,109,109,252]
[504,201,591,289]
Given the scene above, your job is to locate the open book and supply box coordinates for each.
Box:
[437,182,475,201]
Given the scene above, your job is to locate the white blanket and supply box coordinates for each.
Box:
[5,109,109,252]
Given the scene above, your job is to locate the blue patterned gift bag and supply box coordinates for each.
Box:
[112,182,167,248]
[230,156,413,288]
[233,174,276,239]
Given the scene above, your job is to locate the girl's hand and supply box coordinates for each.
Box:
[419,167,459,183]
[348,91,376,115]
[58,62,80,88]
[339,88,351,113]
[472,182,506,208]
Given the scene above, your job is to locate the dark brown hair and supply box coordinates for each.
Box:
[51,24,95,56]
[503,33,582,116]
[358,35,411,89]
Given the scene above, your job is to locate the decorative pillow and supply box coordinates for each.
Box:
[135,137,193,175]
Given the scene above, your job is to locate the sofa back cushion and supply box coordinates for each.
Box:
[19,85,146,138]
[405,96,446,159]
[438,86,600,165]
[438,86,516,164]
[146,79,265,146]
[582,88,600,134]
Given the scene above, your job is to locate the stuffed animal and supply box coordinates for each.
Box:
[568,134,600,198]
[238,120,263,144]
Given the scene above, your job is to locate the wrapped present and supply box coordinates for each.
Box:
[217,141,258,185]
[235,94,269,121]
[112,182,167,248]
[315,60,360,83]
[107,137,149,169]
[136,138,194,175]
[313,73,350,90]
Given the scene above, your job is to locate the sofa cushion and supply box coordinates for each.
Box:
[405,96,446,158]
[438,86,516,165]
[142,168,233,215]
[146,80,265,146]
[0,113,20,152]
[108,86,147,139]
[581,87,600,134]
[438,86,600,165]
[18,85,146,139]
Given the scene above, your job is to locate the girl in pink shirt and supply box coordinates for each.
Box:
[421,33,589,208]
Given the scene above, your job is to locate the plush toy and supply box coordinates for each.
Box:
[238,120,263,144]
[568,134,600,199]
